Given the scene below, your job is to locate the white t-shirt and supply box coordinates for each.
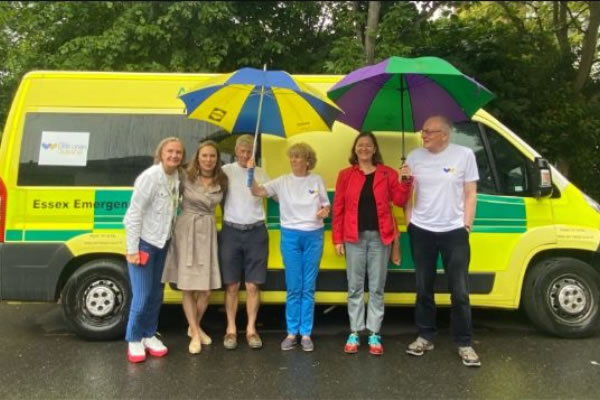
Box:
[406,143,479,232]
[263,173,330,231]
[223,162,270,224]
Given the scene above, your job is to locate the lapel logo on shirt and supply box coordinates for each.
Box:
[308,189,317,194]
[443,167,455,173]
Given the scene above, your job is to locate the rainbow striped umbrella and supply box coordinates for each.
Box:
[179,67,342,138]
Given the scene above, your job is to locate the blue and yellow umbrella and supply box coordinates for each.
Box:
[179,67,342,138]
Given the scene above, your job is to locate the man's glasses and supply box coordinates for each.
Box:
[421,129,444,136]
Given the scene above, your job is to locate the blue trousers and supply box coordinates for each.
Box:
[125,238,169,342]
[281,227,324,336]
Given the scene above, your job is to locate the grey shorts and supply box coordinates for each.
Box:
[218,222,269,285]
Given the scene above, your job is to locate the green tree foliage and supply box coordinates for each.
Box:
[326,1,600,198]
[1,1,599,198]
[0,1,340,123]
[423,2,600,198]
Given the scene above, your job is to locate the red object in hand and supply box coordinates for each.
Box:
[139,250,150,266]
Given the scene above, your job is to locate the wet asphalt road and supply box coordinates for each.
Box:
[0,302,599,400]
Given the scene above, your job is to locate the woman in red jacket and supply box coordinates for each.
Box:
[333,131,412,355]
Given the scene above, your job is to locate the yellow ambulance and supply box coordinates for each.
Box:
[1,71,599,340]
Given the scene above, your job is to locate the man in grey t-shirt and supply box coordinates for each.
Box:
[404,115,481,367]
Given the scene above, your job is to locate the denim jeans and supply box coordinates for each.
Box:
[280,227,324,336]
[408,223,473,346]
[125,238,169,342]
[344,230,390,334]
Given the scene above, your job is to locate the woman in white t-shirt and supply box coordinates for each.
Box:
[248,143,330,352]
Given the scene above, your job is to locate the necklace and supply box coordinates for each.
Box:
[196,165,213,178]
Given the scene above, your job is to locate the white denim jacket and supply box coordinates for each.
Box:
[123,163,180,254]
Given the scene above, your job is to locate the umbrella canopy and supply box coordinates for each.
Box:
[179,67,342,138]
[327,56,495,134]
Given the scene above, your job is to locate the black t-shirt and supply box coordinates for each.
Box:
[358,172,379,232]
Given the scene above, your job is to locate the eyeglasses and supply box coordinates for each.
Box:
[421,129,444,136]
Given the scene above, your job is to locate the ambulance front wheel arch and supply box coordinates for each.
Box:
[62,258,131,340]
[522,256,600,338]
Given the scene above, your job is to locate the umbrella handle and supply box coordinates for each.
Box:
[400,156,408,181]
[247,167,255,187]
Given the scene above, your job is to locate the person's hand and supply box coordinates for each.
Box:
[247,157,255,169]
[316,206,329,219]
[335,243,345,256]
[399,164,412,181]
[126,253,140,264]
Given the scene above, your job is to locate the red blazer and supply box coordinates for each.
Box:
[332,164,412,246]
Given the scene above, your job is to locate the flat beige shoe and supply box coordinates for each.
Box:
[187,326,212,345]
[188,337,202,354]
[199,329,212,345]
[223,333,238,350]
[246,333,263,349]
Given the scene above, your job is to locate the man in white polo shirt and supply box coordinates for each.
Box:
[219,134,270,350]
[404,115,481,367]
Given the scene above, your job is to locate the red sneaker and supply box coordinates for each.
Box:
[344,333,360,354]
[368,334,384,356]
[142,336,168,357]
[128,341,146,363]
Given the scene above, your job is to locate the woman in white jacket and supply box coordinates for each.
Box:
[123,137,185,363]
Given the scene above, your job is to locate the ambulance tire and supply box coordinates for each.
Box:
[62,259,131,341]
[523,257,600,338]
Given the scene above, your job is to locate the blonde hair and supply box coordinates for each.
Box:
[235,134,255,150]
[186,141,228,191]
[153,137,185,165]
[287,142,317,171]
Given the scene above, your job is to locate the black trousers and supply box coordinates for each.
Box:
[408,223,473,346]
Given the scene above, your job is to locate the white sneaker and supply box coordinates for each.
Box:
[458,346,481,367]
[406,337,434,356]
[142,335,168,357]
[128,341,146,363]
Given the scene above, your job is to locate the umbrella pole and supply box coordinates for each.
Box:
[400,74,406,162]
[400,75,408,182]
[248,64,268,187]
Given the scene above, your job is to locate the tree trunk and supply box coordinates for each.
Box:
[364,1,381,65]
[553,1,570,57]
[574,2,600,91]
[351,1,363,47]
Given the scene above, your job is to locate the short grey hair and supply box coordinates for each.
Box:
[426,115,454,134]
[235,134,254,150]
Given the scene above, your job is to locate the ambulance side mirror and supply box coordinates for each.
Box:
[531,157,553,198]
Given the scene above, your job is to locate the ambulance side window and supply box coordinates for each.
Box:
[451,122,496,194]
[483,126,532,197]
[18,113,224,186]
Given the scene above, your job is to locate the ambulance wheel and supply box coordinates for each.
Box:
[523,257,600,338]
[62,259,131,340]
